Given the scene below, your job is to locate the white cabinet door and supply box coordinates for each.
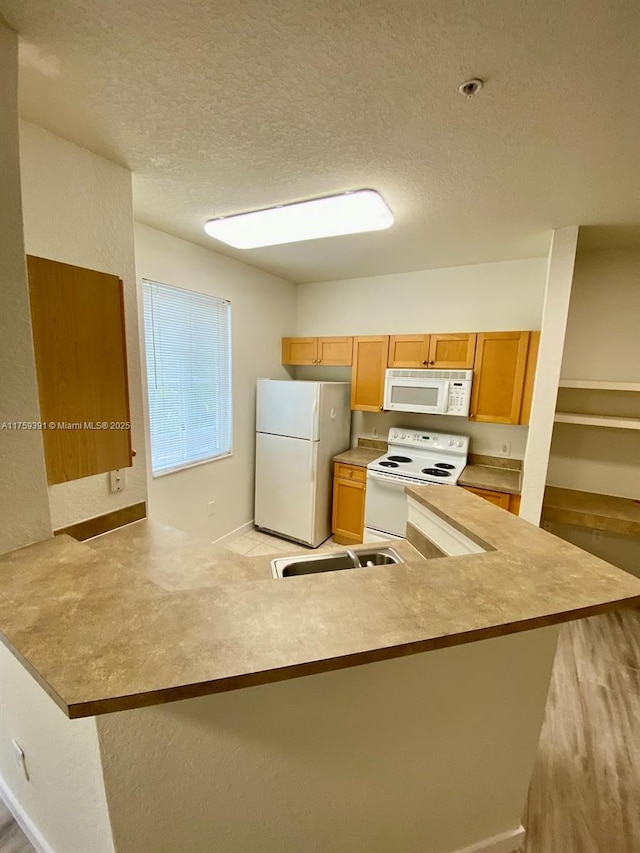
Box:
[255,432,316,544]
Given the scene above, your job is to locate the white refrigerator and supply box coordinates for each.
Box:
[255,380,351,547]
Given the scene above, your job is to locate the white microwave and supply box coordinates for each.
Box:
[383,369,473,416]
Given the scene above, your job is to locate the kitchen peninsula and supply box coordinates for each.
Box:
[1,490,639,853]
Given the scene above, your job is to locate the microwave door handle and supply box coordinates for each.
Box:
[438,380,450,413]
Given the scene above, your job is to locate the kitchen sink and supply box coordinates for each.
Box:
[271,547,403,579]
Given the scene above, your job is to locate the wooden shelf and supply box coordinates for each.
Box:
[554,412,640,430]
[542,487,640,536]
[558,379,640,392]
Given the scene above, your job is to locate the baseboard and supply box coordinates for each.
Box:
[211,519,254,546]
[54,501,146,541]
[0,773,55,853]
[453,825,526,853]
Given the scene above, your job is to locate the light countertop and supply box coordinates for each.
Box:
[458,464,521,495]
[333,447,383,467]
[1,494,639,720]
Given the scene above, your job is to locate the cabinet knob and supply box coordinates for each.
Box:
[469,413,475,419]
[429,360,435,365]
[379,406,383,411]
[421,360,428,365]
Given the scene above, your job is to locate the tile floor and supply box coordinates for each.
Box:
[223,527,345,557]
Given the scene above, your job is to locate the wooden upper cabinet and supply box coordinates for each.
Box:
[27,255,132,485]
[317,336,353,366]
[351,336,389,411]
[519,331,540,425]
[470,332,531,424]
[282,337,318,365]
[388,335,430,368]
[428,333,476,369]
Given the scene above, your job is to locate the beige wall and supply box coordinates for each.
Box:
[19,121,147,530]
[0,23,51,554]
[134,224,296,542]
[295,257,548,459]
[97,626,558,853]
[0,643,114,853]
[520,227,578,524]
[546,247,640,499]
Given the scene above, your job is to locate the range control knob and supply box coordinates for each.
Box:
[401,432,407,439]
[391,431,398,438]
[448,439,454,446]
[457,440,463,447]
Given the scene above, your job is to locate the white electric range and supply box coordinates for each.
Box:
[363,427,469,542]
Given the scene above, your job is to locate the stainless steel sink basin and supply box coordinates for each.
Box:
[271,547,403,579]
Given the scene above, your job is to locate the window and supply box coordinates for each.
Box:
[142,279,232,476]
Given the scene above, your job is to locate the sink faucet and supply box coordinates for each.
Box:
[345,549,361,569]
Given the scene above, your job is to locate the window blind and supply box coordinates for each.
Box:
[142,280,232,476]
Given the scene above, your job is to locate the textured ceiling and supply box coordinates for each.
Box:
[3,0,640,283]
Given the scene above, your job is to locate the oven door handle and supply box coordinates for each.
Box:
[367,471,408,486]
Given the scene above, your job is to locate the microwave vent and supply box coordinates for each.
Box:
[388,369,472,380]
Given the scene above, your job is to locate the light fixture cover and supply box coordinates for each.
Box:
[204,189,393,249]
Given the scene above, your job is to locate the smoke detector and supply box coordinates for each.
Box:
[458,78,484,98]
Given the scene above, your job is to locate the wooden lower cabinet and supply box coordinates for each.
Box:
[462,486,520,514]
[332,463,366,544]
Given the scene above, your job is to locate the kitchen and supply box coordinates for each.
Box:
[2,3,640,853]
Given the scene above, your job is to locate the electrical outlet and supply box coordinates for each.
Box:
[372,427,379,438]
[109,469,125,493]
[12,740,29,781]
[499,442,511,456]
[592,529,603,545]
[207,501,216,517]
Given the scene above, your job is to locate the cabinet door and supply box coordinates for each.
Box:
[332,474,365,544]
[27,255,132,485]
[351,336,390,411]
[317,336,353,366]
[428,333,476,368]
[470,332,531,424]
[282,337,318,365]
[509,494,521,516]
[518,331,540,425]
[388,335,430,368]
[462,486,511,510]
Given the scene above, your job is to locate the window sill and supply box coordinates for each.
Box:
[151,452,233,478]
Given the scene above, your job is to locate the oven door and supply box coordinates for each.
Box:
[364,470,413,538]
[383,375,449,414]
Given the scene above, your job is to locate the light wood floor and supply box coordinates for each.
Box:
[0,801,32,853]
[1,587,637,853]
[523,606,640,852]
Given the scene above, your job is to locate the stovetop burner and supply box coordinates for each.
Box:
[387,455,412,463]
[435,462,455,470]
[379,460,399,468]
[421,468,452,477]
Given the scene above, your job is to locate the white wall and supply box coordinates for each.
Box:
[520,227,578,524]
[0,643,114,853]
[134,224,296,541]
[97,626,558,853]
[0,23,51,554]
[297,257,547,336]
[19,121,147,530]
[296,257,548,459]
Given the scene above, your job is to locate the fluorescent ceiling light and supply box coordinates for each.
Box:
[204,189,393,249]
